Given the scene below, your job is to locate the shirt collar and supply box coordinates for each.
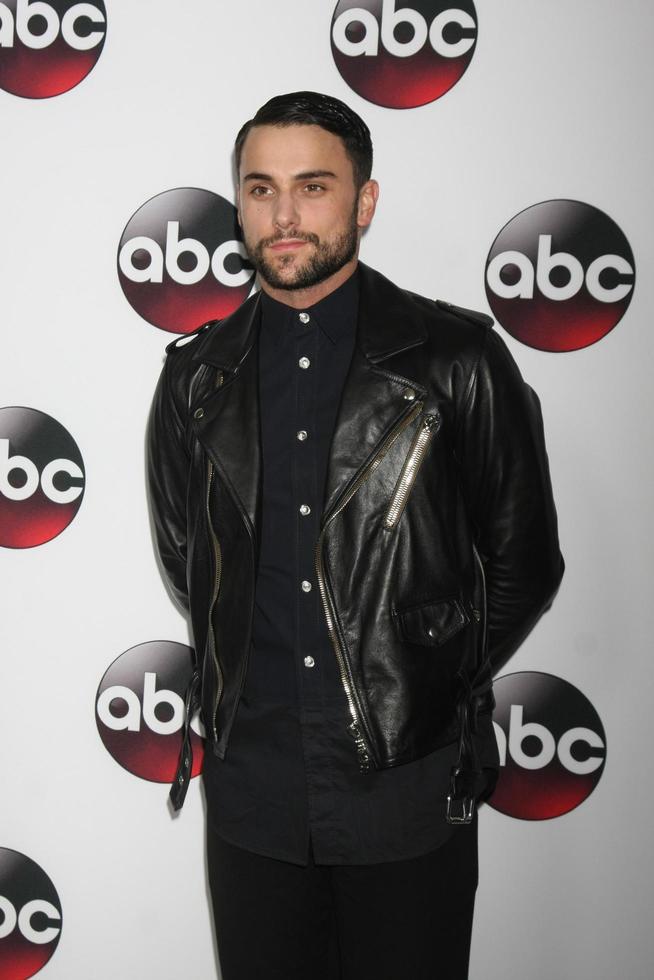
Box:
[259,265,359,348]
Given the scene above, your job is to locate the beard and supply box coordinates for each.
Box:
[243,202,359,292]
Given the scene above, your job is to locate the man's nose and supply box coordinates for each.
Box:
[272,190,300,232]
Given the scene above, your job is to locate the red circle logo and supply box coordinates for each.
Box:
[0,0,106,99]
[0,407,85,549]
[95,640,204,783]
[0,848,62,980]
[330,0,478,108]
[489,672,606,820]
[117,187,255,335]
[485,200,635,352]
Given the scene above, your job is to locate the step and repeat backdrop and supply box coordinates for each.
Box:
[1,2,652,978]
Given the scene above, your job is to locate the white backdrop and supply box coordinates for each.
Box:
[1,1,653,978]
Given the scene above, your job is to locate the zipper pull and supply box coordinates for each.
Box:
[348,720,371,772]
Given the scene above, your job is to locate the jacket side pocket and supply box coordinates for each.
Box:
[393,596,470,648]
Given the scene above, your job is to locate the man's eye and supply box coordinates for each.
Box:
[251,186,271,197]
[305,184,325,193]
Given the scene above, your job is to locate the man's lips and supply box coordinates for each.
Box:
[268,239,310,252]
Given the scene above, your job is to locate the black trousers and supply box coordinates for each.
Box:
[206,818,478,980]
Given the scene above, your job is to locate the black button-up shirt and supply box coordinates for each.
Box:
[203,266,496,866]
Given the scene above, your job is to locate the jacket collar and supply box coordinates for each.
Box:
[192,261,428,371]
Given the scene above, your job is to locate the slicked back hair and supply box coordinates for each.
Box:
[235,91,373,191]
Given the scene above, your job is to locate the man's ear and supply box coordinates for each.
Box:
[236,187,242,229]
[357,179,379,230]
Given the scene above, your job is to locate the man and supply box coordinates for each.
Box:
[147,92,564,979]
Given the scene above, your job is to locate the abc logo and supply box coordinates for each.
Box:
[485,199,635,352]
[0,0,106,99]
[0,407,85,549]
[117,187,255,335]
[0,848,62,980]
[489,672,606,820]
[331,0,478,108]
[96,640,204,783]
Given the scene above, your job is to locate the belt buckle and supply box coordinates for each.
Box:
[446,794,476,825]
[446,767,476,825]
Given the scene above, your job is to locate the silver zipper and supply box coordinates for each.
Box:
[205,369,224,741]
[314,399,423,771]
[383,413,440,530]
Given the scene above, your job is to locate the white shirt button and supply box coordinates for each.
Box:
[301,580,312,592]
[299,504,311,516]
[299,356,310,369]
[297,429,308,441]
[304,655,315,668]
[298,312,310,324]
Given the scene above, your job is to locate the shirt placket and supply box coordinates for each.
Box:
[293,310,323,699]
[292,308,351,859]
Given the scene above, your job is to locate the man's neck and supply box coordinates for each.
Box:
[258,256,359,310]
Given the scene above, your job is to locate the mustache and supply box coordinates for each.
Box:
[258,231,320,248]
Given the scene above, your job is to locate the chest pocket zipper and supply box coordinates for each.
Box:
[383,413,440,530]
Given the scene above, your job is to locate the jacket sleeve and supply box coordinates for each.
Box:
[146,353,191,613]
[455,328,564,675]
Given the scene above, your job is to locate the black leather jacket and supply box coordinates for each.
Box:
[147,263,564,809]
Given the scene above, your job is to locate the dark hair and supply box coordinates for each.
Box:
[234,91,373,189]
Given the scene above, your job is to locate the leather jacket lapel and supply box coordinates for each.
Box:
[191,293,262,536]
[321,263,429,520]
[320,346,426,521]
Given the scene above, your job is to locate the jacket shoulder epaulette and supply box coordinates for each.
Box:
[436,300,493,329]
[164,320,214,354]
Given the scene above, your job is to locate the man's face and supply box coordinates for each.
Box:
[237,123,376,293]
